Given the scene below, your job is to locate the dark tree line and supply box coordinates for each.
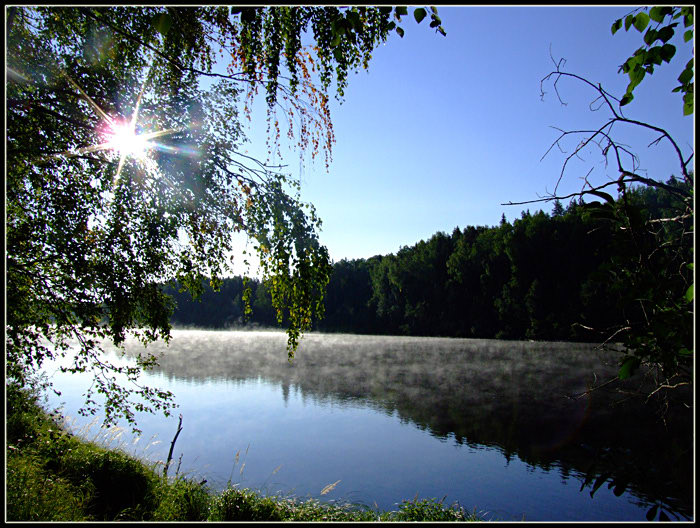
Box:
[171,176,692,349]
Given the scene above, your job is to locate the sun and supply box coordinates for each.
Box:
[106,121,151,160]
[52,67,186,188]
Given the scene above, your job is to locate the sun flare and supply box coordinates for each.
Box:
[51,68,186,189]
[107,122,150,159]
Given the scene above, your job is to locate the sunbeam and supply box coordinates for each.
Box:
[52,64,185,189]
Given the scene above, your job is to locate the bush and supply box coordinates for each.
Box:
[209,487,285,521]
[392,497,472,521]
[152,477,213,521]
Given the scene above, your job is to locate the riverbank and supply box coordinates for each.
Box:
[6,383,481,522]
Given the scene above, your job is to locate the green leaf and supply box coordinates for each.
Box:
[414,7,427,23]
[627,65,646,90]
[633,12,650,32]
[240,7,257,24]
[683,10,693,27]
[620,92,634,106]
[330,32,341,48]
[395,6,408,18]
[395,25,404,38]
[649,7,666,23]
[625,14,634,31]
[683,96,693,116]
[678,348,693,357]
[644,28,658,46]
[152,13,172,36]
[660,43,676,63]
[657,25,675,43]
[618,356,640,380]
[346,10,361,32]
[678,67,693,85]
[684,29,693,42]
[611,18,622,35]
[647,46,663,65]
[684,283,693,303]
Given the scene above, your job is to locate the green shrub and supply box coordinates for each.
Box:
[152,477,213,521]
[392,497,473,521]
[209,486,285,521]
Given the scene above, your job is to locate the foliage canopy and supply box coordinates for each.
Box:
[5,6,445,430]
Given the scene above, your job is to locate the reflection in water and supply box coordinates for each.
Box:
[50,330,692,521]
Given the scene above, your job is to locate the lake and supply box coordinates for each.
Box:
[40,330,693,521]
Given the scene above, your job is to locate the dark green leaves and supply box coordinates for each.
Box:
[643,28,657,46]
[685,283,694,303]
[675,58,695,115]
[660,43,676,62]
[611,18,622,35]
[658,25,676,43]
[649,6,673,23]
[151,12,172,36]
[612,6,693,115]
[346,9,362,32]
[11,5,450,430]
[414,8,427,24]
[618,356,641,380]
[626,63,645,93]
[633,12,649,32]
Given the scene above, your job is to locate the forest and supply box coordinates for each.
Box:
[169,176,693,346]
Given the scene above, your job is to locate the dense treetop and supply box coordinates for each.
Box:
[5,6,445,429]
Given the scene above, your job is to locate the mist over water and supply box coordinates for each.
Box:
[42,330,693,521]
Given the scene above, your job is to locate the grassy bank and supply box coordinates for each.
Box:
[6,383,481,522]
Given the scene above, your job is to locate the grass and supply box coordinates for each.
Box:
[6,382,482,522]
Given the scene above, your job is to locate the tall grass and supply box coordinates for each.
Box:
[6,382,481,522]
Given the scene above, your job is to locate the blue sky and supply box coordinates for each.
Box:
[238,6,694,263]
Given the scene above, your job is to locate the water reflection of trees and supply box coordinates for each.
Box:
[115,330,692,518]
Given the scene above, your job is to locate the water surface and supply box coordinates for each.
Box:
[42,330,693,521]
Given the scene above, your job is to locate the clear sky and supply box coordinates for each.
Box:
[236,6,694,264]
